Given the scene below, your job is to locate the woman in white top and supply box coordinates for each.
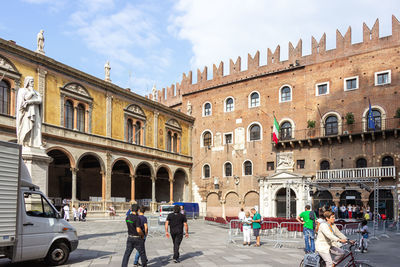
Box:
[242,211,252,246]
[315,211,350,267]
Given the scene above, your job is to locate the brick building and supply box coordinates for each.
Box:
[0,37,194,213]
[155,17,400,219]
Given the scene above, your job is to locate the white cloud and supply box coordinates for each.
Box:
[171,0,400,76]
[21,0,67,12]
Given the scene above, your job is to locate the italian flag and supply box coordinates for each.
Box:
[272,116,279,144]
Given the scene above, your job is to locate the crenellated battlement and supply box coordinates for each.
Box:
[146,16,400,107]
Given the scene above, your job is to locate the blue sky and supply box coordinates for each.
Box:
[1,0,399,97]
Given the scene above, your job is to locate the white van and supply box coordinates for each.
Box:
[0,141,78,265]
[158,205,175,225]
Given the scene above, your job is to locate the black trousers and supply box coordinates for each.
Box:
[171,233,183,260]
[121,237,147,267]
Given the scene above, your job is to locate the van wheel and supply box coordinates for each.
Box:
[45,242,70,266]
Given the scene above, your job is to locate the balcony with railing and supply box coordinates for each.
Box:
[316,166,396,180]
[273,117,400,147]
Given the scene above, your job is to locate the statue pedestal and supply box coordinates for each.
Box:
[22,146,52,195]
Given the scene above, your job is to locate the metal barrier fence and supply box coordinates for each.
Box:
[147,215,165,237]
[228,220,366,248]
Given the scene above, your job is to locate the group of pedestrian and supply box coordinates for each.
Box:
[338,204,371,220]
[122,204,189,267]
[238,207,262,247]
[297,205,370,267]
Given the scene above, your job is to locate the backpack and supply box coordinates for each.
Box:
[309,211,316,230]
[303,252,320,267]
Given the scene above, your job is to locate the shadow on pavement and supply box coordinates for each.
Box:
[147,251,203,266]
[78,231,125,240]
[0,249,115,267]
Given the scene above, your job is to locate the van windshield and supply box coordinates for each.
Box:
[162,206,174,212]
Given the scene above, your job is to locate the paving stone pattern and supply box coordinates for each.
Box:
[1,217,398,266]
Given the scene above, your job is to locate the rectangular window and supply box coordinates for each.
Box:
[344,76,358,91]
[316,82,329,96]
[297,160,305,169]
[375,70,391,85]
[267,161,274,171]
[224,133,233,144]
[24,192,56,218]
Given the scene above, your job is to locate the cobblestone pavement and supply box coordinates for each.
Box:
[1,217,398,266]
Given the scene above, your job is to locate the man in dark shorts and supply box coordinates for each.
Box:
[165,204,189,263]
[121,204,147,267]
[251,208,261,246]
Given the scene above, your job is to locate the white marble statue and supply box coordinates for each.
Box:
[16,76,43,148]
[36,30,45,54]
[152,84,157,101]
[104,61,111,81]
[187,101,192,115]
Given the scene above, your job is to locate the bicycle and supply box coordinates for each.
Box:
[299,241,373,267]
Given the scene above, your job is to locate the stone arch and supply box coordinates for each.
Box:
[155,164,172,178]
[243,191,259,211]
[155,166,170,203]
[321,111,342,136]
[111,159,132,201]
[279,84,293,102]
[274,187,297,218]
[76,152,104,201]
[76,152,105,173]
[111,157,134,175]
[46,146,76,168]
[376,153,397,165]
[206,192,221,217]
[224,191,240,217]
[135,161,154,203]
[318,158,332,170]
[279,117,296,139]
[46,148,73,208]
[362,105,386,131]
[133,161,155,177]
[353,154,368,168]
[173,168,187,202]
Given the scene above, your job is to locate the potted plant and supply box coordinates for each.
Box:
[345,112,355,133]
[307,120,316,137]
[395,108,400,127]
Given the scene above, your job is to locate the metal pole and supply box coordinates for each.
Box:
[373,179,379,237]
[286,183,290,219]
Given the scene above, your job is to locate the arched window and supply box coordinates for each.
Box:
[203,164,210,178]
[320,160,330,170]
[368,110,381,130]
[173,133,178,152]
[250,92,260,107]
[325,116,338,136]
[224,162,232,177]
[76,104,85,132]
[249,124,261,141]
[382,156,394,166]
[225,97,234,112]
[127,119,133,143]
[64,100,74,129]
[135,121,141,145]
[167,131,172,152]
[243,161,252,175]
[280,122,292,140]
[0,80,10,115]
[280,86,291,102]
[203,131,212,147]
[356,158,367,168]
[204,102,211,116]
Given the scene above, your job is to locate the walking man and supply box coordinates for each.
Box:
[251,208,261,247]
[121,204,147,267]
[165,205,189,263]
[134,206,148,267]
[297,205,315,254]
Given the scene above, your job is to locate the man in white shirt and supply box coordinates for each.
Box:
[63,204,70,221]
[340,205,346,219]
